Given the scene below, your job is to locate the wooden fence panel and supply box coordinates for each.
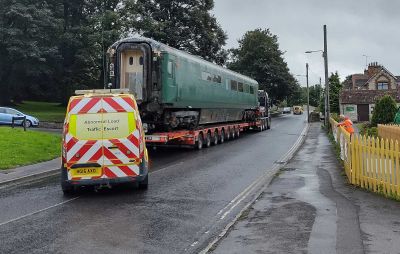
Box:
[331,118,400,198]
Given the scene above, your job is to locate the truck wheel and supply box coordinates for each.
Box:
[61,167,74,196]
[213,131,218,145]
[267,118,271,129]
[205,132,211,148]
[138,174,148,190]
[196,133,204,150]
[220,130,225,143]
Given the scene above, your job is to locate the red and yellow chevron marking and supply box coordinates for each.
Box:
[64,94,144,181]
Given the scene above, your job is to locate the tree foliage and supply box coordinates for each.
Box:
[228,29,297,102]
[371,95,397,127]
[0,0,227,105]
[0,0,61,104]
[329,72,342,114]
[125,0,227,65]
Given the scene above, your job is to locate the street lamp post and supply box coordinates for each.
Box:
[305,24,329,126]
[306,63,309,123]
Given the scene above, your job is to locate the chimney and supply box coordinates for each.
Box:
[366,62,381,78]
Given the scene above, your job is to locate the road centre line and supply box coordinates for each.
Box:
[0,197,80,227]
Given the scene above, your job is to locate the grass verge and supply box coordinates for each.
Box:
[0,127,61,170]
[14,101,66,122]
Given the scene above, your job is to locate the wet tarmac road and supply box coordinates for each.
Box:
[0,114,306,254]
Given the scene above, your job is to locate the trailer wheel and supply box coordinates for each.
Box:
[196,133,204,150]
[213,131,218,145]
[236,127,240,138]
[220,129,225,143]
[226,128,231,140]
[231,128,235,139]
[205,132,212,148]
[267,118,271,129]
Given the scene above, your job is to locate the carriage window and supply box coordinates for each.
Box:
[230,80,238,91]
[202,71,212,81]
[249,86,255,94]
[139,56,144,65]
[238,82,244,92]
[244,84,250,93]
[167,61,173,75]
[129,57,134,65]
[213,74,222,83]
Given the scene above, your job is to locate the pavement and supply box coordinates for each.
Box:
[0,113,307,253]
[0,158,60,187]
[211,123,400,254]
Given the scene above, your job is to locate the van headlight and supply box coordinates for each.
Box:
[143,123,148,133]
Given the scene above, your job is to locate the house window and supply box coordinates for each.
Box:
[377,82,388,90]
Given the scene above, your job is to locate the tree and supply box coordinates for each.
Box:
[0,0,61,104]
[371,95,397,126]
[124,0,227,65]
[309,84,322,107]
[228,29,297,102]
[329,72,342,114]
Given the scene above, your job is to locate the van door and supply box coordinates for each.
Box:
[65,97,104,180]
[101,96,143,178]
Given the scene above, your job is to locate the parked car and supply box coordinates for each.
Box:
[282,107,291,114]
[0,107,39,127]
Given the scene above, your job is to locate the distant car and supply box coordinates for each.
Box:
[0,107,39,128]
[282,107,291,114]
[293,106,303,115]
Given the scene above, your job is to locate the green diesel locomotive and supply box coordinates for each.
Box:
[107,37,259,132]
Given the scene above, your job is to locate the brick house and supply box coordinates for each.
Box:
[340,62,400,122]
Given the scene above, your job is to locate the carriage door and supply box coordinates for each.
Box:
[121,50,144,101]
[165,54,177,102]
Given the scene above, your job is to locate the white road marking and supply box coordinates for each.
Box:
[0,197,80,227]
[199,123,309,254]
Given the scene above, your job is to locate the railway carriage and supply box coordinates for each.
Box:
[107,37,259,132]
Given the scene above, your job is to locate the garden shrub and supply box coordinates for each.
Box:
[371,95,397,127]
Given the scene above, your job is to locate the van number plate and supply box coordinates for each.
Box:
[71,168,102,177]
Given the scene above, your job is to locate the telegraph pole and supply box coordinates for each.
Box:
[306,63,309,123]
[323,25,329,126]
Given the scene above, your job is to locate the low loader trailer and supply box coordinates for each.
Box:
[145,114,270,149]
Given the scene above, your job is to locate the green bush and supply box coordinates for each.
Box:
[366,127,378,137]
[371,95,397,127]
[331,113,339,122]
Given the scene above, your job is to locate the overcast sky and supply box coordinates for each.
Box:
[213,0,400,86]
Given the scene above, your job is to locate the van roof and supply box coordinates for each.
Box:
[74,89,130,96]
